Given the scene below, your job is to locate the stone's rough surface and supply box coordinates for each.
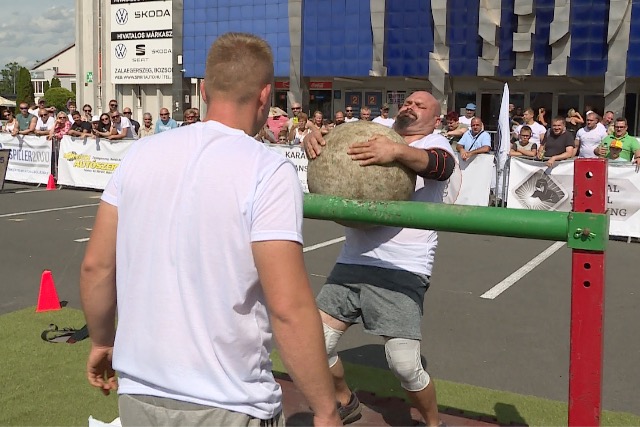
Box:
[307,121,416,202]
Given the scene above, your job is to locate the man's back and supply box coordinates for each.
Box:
[103,120,302,419]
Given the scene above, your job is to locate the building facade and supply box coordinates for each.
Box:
[30,44,77,101]
[76,0,640,133]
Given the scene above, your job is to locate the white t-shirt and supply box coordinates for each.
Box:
[35,116,54,132]
[114,116,137,139]
[576,125,608,158]
[337,133,454,276]
[344,117,359,122]
[372,116,395,127]
[515,122,546,147]
[102,120,303,419]
[459,115,473,126]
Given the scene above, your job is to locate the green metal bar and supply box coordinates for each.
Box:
[304,194,574,242]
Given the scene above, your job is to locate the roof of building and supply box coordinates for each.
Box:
[30,44,75,71]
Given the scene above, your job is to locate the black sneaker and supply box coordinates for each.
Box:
[337,392,362,424]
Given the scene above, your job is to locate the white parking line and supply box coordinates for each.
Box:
[0,203,99,219]
[74,238,90,243]
[15,189,47,194]
[480,241,566,300]
[303,236,345,252]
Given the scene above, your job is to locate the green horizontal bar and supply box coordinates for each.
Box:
[304,194,571,242]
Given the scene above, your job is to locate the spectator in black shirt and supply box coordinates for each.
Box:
[540,116,574,167]
[68,111,92,137]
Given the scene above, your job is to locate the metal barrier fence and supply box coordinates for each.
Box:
[303,158,608,427]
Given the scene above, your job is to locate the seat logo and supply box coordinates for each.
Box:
[114,44,127,59]
[115,8,128,25]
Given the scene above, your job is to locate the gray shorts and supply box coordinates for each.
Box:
[119,394,284,427]
[316,263,430,340]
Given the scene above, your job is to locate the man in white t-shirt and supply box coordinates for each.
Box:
[344,106,359,122]
[305,91,455,426]
[513,107,546,147]
[34,109,55,136]
[575,112,608,158]
[458,102,476,126]
[372,103,395,127]
[107,111,137,140]
[80,32,340,427]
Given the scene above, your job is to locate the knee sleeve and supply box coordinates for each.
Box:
[323,323,343,368]
[384,338,430,392]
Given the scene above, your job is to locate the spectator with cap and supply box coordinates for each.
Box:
[155,108,178,133]
[123,108,140,135]
[606,139,627,162]
[372,104,395,127]
[68,111,92,137]
[267,106,288,137]
[139,113,155,138]
[459,103,476,126]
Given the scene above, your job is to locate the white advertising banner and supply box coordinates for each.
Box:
[0,134,50,184]
[453,153,494,206]
[266,144,309,192]
[57,136,134,190]
[110,0,173,84]
[508,157,640,238]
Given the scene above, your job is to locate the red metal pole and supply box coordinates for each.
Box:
[569,159,607,426]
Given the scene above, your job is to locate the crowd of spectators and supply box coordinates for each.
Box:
[1,98,203,141]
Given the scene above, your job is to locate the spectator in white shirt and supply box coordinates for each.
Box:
[344,106,358,122]
[108,111,137,140]
[576,112,609,158]
[459,103,476,126]
[35,109,55,136]
[513,108,546,147]
[372,103,395,127]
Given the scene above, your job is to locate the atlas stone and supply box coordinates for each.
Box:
[308,121,416,202]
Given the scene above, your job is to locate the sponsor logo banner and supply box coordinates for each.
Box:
[508,157,640,238]
[57,136,133,190]
[110,0,173,84]
[0,134,50,184]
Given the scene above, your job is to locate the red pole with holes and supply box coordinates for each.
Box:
[569,159,607,426]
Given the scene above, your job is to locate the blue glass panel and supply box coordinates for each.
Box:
[569,0,609,77]
[384,0,431,77]
[447,0,479,76]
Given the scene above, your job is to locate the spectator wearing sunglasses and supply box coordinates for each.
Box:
[3,110,18,134]
[155,107,178,133]
[109,111,137,140]
[15,103,37,136]
[92,114,113,138]
[123,108,140,135]
[180,108,197,126]
[108,100,119,115]
[344,106,358,122]
[35,109,55,136]
[82,104,93,122]
[48,112,72,140]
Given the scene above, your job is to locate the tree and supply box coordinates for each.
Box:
[43,81,50,94]
[50,77,61,88]
[43,87,75,112]
[0,62,21,96]
[16,67,35,107]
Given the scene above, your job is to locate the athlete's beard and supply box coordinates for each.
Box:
[394,110,417,132]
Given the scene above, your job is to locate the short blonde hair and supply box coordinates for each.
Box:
[204,33,274,105]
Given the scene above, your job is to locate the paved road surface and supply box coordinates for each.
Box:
[1,182,638,415]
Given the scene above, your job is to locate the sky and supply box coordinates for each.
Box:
[0,0,75,71]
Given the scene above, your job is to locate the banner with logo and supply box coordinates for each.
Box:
[57,136,133,190]
[110,0,173,84]
[508,157,640,238]
[0,134,51,184]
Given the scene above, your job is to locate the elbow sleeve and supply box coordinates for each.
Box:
[419,148,455,181]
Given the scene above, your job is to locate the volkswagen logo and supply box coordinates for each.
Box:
[114,44,127,59]
[115,8,128,25]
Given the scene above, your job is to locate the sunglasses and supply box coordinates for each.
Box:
[112,115,120,118]
[292,107,301,110]
[57,116,67,119]
[110,104,118,107]
[186,115,195,119]
[346,109,353,112]
[160,113,169,116]
[101,118,110,121]
[20,107,28,110]
[39,114,48,117]
[123,111,132,115]
[84,109,92,112]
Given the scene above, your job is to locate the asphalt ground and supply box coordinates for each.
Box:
[1,182,638,416]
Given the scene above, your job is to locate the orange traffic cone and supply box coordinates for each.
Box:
[46,174,56,191]
[36,270,61,312]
